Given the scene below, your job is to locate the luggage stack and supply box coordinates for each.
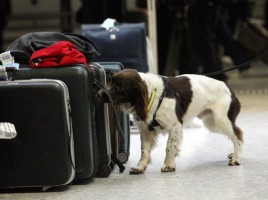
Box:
[9,66,99,182]
[0,32,131,190]
[0,63,130,188]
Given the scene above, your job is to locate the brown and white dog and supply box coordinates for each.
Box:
[98,69,243,175]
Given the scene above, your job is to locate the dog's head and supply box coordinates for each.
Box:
[98,69,149,121]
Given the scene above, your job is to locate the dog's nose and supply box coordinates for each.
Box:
[97,89,104,99]
[97,89,110,103]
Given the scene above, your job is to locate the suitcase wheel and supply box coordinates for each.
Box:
[109,161,115,170]
[96,164,112,178]
[118,152,129,164]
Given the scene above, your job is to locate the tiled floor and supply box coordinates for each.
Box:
[1,62,268,200]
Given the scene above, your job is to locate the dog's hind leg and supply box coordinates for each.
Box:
[199,110,217,133]
[129,125,157,175]
[161,123,183,172]
[212,110,243,166]
[225,93,244,165]
[227,125,243,166]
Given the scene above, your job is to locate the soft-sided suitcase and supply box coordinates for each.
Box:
[98,62,130,164]
[7,65,98,181]
[90,62,113,177]
[0,79,75,190]
[82,23,149,72]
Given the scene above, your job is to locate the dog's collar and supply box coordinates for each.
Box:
[147,88,157,112]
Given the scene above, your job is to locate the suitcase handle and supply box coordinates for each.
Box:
[6,67,18,81]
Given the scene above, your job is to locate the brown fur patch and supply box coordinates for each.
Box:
[227,88,243,141]
[234,125,244,142]
[109,69,149,121]
[164,76,193,123]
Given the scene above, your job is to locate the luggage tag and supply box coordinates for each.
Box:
[0,51,19,81]
[0,122,17,139]
[101,18,117,30]
[101,18,119,40]
[0,51,20,70]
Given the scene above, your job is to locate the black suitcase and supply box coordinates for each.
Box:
[90,63,113,177]
[7,65,98,181]
[0,79,75,190]
[98,62,130,164]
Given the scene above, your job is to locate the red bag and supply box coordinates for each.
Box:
[29,41,92,69]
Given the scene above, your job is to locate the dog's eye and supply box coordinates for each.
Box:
[116,84,123,92]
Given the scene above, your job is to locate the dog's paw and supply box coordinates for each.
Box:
[228,153,241,166]
[228,160,241,166]
[161,165,176,172]
[129,167,144,175]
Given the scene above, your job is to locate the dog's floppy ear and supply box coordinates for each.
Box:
[133,80,148,121]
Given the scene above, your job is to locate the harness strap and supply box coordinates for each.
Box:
[148,76,167,131]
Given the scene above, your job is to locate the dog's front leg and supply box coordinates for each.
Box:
[129,130,157,175]
[161,123,183,172]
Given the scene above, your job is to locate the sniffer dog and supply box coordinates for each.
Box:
[98,69,243,174]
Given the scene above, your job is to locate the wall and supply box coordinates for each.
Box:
[11,0,136,14]
[11,0,81,14]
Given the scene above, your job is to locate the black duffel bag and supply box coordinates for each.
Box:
[6,32,100,64]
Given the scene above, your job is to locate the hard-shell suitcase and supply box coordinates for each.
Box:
[7,65,98,181]
[90,62,113,177]
[98,62,130,164]
[0,79,75,190]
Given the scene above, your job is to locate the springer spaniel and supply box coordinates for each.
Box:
[98,69,243,174]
